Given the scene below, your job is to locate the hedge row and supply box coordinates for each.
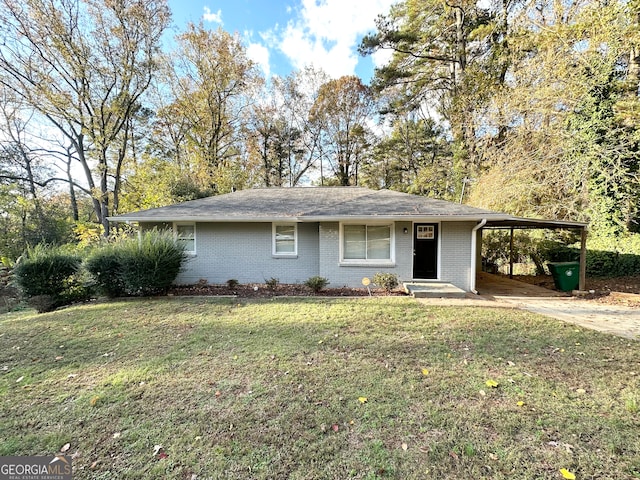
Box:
[535,235,640,277]
[14,230,186,312]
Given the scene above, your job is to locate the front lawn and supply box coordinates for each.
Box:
[1,298,639,479]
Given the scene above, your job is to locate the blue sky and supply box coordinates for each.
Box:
[166,0,397,82]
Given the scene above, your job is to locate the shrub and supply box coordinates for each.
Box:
[117,230,187,296]
[304,276,329,293]
[86,230,187,297]
[372,272,399,292]
[536,234,640,277]
[265,277,279,290]
[85,244,127,298]
[13,244,91,312]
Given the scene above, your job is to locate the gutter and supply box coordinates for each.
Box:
[470,218,487,294]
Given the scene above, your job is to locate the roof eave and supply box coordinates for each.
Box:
[108,214,510,223]
[107,216,306,223]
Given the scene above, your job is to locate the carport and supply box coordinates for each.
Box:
[474,217,588,293]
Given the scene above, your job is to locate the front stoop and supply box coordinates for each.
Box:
[403,282,467,299]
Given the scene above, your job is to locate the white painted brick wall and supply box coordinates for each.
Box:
[140,220,475,290]
[439,221,474,291]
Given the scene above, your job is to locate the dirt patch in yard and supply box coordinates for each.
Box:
[515,274,640,307]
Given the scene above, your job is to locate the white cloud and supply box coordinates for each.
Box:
[371,48,394,69]
[274,0,397,79]
[246,42,271,78]
[203,6,223,24]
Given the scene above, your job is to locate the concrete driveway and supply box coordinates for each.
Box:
[477,273,640,340]
[492,296,640,340]
[418,273,640,340]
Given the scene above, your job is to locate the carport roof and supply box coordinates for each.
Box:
[483,217,587,230]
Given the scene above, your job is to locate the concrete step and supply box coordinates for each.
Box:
[403,282,467,299]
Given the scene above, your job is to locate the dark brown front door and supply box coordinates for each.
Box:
[413,223,438,279]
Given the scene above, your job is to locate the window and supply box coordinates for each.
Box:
[342,224,393,263]
[273,223,297,256]
[175,223,196,254]
[416,225,435,239]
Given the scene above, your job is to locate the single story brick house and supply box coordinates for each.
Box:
[109,187,587,292]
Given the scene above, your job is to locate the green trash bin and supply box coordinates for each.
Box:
[547,262,580,292]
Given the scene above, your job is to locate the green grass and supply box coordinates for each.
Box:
[1,297,639,479]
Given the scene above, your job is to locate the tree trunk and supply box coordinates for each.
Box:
[66,146,79,222]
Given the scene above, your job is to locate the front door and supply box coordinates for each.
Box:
[413,223,438,279]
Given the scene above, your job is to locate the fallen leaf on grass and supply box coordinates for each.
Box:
[485,380,499,388]
[90,460,99,470]
[89,395,101,407]
[421,368,429,376]
[560,468,576,479]
[401,443,408,451]
[358,397,368,404]
[517,401,525,407]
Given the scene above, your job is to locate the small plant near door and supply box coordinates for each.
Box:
[372,272,399,292]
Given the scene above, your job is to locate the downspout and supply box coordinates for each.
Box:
[470,219,487,294]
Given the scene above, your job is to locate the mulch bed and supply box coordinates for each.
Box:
[167,283,407,298]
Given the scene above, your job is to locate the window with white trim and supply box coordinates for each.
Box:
[273,223,297,255]
[341,224,393,262]
[174,223,196,254]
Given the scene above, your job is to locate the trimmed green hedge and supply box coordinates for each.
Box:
[86,230,186,297]
[85,244,127,298]
[537,235,640,277]
[13,245,91,312]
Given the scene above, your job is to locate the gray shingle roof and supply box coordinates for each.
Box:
[109,187,510,222]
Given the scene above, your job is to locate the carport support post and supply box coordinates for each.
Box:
[509,227,514,279]
[579,226,587,291]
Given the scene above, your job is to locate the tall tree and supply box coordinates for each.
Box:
[0,0,170,233]
[309,76,373,186]
[470,0,640,234]
[245,67,329,187]
[361,112,453,198]
[157,23,259,194]
[360,0,511,182]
